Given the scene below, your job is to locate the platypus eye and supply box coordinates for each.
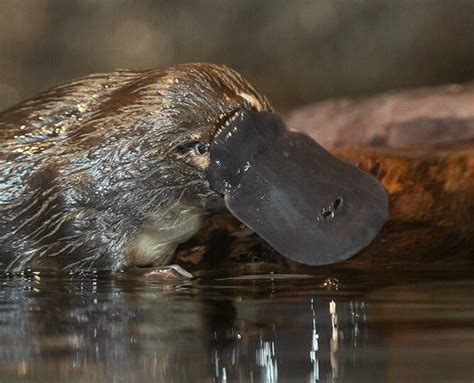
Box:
[175,141,210,169]
[188,141,209,155]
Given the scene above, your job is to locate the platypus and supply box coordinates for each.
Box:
[0,63,388,273]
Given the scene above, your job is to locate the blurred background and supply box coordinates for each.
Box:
[1,0,474,112]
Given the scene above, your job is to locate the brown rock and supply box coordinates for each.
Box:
[287,83,474,150]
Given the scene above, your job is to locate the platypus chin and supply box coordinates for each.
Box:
[0,63,388,273]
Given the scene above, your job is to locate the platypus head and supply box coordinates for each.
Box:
[114,63,387,267]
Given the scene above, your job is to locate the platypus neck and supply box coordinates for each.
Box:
[125,202,205,267]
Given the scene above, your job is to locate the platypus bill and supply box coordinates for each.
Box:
[0,63,388,273]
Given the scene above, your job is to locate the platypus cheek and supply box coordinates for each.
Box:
[206,109,389,267]
[190,153,211,169]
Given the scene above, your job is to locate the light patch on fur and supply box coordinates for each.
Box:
[238,92,263,111]
[192,154,210,169]
[177,149,210,170]
[126,203,205,266]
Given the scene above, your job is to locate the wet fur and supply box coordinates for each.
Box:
[0,63,271,272]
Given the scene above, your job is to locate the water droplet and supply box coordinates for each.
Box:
[243,161,251,172]
[322,277,340,290]
[223,180,232,192]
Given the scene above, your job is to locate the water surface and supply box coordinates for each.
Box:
[0,272,473,382]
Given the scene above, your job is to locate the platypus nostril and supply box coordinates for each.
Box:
[333,197,343,210]
[316,198,344,222]
[319,208,335,221]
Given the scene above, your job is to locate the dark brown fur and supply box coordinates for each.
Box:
[0,63,271,272]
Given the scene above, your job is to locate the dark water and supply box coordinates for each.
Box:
[0,272,473,383]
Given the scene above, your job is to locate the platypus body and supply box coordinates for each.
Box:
[0,64,268,271]
[1,63,391,273]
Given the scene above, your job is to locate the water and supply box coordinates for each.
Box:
[0,272,472,383]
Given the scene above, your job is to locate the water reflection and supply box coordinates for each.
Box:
[0,274,472,382]
[203,294,386,383]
